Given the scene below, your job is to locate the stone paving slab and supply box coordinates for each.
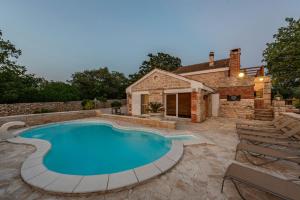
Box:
[165,141,183,162]
[73,174,108,193]
[134,163,161,182]
[154,154,176,172]
[21,164,47,181]
[27,170,60,189]
[45,175,83,193]
[107,170,138,191]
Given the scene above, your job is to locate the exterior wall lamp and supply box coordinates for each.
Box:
[259,77,264,81]
[238,72,245,78]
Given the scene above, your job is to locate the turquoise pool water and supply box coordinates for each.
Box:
[21,122,171,175]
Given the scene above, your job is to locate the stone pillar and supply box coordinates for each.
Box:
[191,90,200,122]
[263,77,272,108]
[191,90,205,123]
[272,100,286,118]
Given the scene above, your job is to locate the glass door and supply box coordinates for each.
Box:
[178,93,191,118]
[166,94,176,116]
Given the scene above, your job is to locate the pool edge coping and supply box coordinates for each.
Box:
[8,119,184,194]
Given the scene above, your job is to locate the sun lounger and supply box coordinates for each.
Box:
[221,163,300,200]
[237,121,300,140]
[237,118,295,134]
[240,134,300,149]
[0,121,26,140]
[235,141,300,166]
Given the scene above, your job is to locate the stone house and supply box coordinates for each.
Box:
[126,48,271,122]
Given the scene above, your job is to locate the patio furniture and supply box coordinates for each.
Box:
[235,141,300,166]
[240,134,300,149]
[0,121,26,140]
[236,121,300,140]
[111,107,122,115]
[236,118,295,133]
[221,163,300,200]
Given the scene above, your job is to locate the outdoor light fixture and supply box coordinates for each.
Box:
[238,72,245,78]
[259,77,264,81]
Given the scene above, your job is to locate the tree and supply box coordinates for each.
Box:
[0,30,43,103]
[263,18,300,98]
[70,67,129,100]
[39,81,80,102]
[129,52,181,84]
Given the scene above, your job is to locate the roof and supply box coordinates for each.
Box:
[126,68,214,93]
[174,58,230,74]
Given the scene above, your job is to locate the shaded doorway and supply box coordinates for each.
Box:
[166,94,176,116]
[178,93,191,118]
[141,94,149,114]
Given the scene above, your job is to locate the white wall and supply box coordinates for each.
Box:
[211,93,220,117]
[131,93,141,115]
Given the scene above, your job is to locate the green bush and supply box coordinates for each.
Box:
[81,99,95,110]
[293,99,300,109]
[111,100,122,108]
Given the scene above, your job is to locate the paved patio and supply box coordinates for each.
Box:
[0,117,299,200]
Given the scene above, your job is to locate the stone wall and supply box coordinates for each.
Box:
[0,99,126,117]
[219,99,254,119]
[131,71,190,92]
[219,86,254,99]
[149,90,164,103]
[0,110,99,126]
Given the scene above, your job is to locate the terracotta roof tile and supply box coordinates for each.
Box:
[174,58,230,74]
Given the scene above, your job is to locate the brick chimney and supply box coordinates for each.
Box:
[209,52,214,66]
[229,48,241,77]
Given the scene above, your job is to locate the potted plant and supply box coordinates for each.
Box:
[147,102,164,119]
[274,91,283,101]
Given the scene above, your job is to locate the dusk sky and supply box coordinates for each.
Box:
[1,0,300,81]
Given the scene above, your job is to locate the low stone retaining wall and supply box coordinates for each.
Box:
[0,99,126,117]
[0,110,99,126]
[100,114,177,129]
[219,99,254,119]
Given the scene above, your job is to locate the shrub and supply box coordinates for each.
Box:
[293,99,300,109]
[81,99,95,110]
[111,100,122,108]
[147,102,164,113]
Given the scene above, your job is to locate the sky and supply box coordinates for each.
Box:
[1,0,300,81]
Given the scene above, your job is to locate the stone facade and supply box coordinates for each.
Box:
[220,99,254,119]
[127,69,213,123]
[219,86,254,99]
[131,71,190,92]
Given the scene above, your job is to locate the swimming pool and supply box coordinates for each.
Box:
[20,122,172,175]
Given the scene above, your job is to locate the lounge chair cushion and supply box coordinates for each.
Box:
[224,163,300,200]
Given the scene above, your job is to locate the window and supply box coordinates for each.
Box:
[227,95,241,101]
